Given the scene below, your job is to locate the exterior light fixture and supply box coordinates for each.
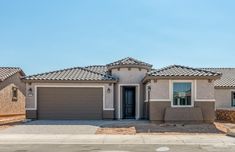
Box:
[147,86,151,92]
[107,88,111,93]
[28,88,33,97]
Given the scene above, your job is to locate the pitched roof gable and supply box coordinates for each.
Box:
[0,67,25,82]
[202,68,235,88]
[148,65,221,77]
[24,66,117,82]
[107,57,152,68]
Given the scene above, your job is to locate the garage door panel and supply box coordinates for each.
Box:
[37,87,103,120]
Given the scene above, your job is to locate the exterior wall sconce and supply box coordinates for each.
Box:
[147,86,151,92]
[107,88,111,93]
[28,88,33,97]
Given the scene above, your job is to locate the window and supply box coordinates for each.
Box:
[173,82,192,107]
[232,92,235,107]
[12,87,18,101]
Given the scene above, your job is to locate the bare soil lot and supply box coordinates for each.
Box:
[96,122,233,135]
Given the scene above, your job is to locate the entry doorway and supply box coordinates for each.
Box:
[122,86,136,119]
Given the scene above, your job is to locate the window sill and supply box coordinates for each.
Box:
[171,105,194,108]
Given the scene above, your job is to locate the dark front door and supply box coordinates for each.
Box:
[123,87,136,119]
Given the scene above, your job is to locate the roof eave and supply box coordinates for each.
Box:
[142,75,222,84]
[107,64,152,71]
[215,86,235,89]
[22,79,118,83]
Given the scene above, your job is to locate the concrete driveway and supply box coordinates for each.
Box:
[0,120,117,134]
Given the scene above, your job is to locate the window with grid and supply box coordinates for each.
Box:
[173,82,192,107]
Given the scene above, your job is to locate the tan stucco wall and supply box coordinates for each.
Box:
[196,80,215,100]
[215,88,235,108]
[195,101,215,122]
[147,79,216,122]
[0,73,25,116]
[148,80,170,100]
[26,82,114,110]
[111,68,147,84]
[149,101,215,122]
[111,67,148,119]
[149,101,170,121]
[146,79,216,101]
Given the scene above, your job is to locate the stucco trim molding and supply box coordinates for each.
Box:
[118,84,140,120]
[26,84,114,111]
[144,99,171,102]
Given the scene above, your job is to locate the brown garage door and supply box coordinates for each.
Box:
[37,87,103,120]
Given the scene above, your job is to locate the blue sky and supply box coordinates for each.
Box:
[0,0,235,75]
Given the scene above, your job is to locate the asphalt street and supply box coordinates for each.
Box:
[0,144,235,152]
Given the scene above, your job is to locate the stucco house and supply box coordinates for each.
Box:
[0,67,26,117]
[23,57,232,122]
[203,68,235,109]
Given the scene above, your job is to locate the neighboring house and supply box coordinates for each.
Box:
[203,68,235,109]
[24,57,225,122]
[0,67,26,117]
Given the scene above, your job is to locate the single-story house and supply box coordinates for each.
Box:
[202,68,235,109]
[23,57,234,122]
[0,67,26,117]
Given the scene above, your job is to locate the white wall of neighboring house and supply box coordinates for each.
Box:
[215,88,235,108]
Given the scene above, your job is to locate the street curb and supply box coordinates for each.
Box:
[0,134,234,145]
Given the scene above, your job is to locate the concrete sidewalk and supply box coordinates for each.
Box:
[0,134,234,145]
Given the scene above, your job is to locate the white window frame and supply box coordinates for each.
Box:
[171,80,194,108]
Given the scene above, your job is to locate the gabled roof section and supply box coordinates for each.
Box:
[84,65,108,75]
[24,66,117,82]
[202,68,235,88]
[107,57,152,70]
[146,65,221,80]
[0,67,25,82]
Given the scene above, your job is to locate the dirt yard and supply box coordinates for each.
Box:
[96,121,234,135]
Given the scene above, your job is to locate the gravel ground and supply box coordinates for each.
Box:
[96,122,228,135]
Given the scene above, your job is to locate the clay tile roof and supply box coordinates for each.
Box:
[107,57,152,68]
[202,68,235,88]
[84,65,108,74]
[0,67,25,82]
[148,65,222,78]
[24,66,117,82]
